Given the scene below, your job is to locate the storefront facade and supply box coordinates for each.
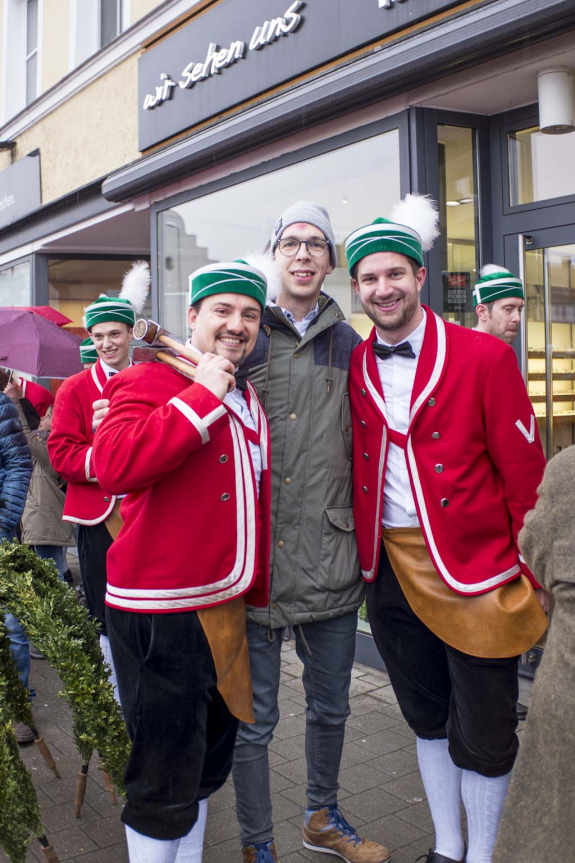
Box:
[1,0,575,669]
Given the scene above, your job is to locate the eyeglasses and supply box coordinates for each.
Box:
[278,238,329,258]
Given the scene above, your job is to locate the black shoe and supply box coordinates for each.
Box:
[29,645,44,660]
[516,701,528,721]
[63,568,73,584]
[415,849,466,863]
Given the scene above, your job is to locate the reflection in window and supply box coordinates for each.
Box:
[25,0,38,105]
[48,257,151,338]
[437,126,479,328]
[509,126,575,206]
[0,260,31,307]
[157,130,401,342]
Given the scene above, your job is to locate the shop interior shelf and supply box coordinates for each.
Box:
[528,349,575,359]
[529,392,575,403]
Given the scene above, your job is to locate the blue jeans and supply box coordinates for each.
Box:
[233,612,357,846]
[0,529,33,698]
[34,545,65,580]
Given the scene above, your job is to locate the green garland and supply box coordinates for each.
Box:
[0,541,130,792]
[0,621,44,863]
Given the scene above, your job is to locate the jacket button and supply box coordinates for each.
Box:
[277,540,284,548]
[435,464,444,473]
[363,452,369,460]
[289,413,297,421]
[440,498,449,507]
[221,493,230,501]
[360,388,367,397]
[272,602,278,610]
[432,432,440,439]
[362,486,368,493]
[294,352,300,358]
[219,454,228,463]
[103,497,110,502]
[428,397,436,407]
[284,477,291,485]
[361,420,367,428]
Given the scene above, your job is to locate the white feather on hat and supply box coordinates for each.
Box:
[244,252,283,305]
[479,264,513,277]
[390,194,440,252]
[119,260,151,315]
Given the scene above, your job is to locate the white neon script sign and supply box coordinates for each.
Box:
[378,0,407,7]
[143,1,304,111]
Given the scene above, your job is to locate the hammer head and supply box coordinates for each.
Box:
[133,318,160,344]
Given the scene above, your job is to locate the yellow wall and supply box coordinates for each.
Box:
[130,0,165,25]
[42,0,71,93]
[9,54,140,204]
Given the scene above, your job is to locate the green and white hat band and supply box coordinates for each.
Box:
[84,295,136,330]
[189,260,267,311]
[473,267,524,306]
[80,338,98,363]
[345,218,424,272]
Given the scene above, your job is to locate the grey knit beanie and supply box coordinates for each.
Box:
[270,201,337,267]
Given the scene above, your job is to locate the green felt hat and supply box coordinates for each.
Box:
[79,338,98,363]
[83,261,151,331]
[189,260,267,312]
[473,265,524,306]
[345,195,440,273]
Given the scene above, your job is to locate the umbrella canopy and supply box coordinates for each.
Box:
[11,306,73,327]
[0,309,82,378]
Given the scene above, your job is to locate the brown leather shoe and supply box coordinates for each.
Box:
[303,807,391,863]
[12,721,35,745]
[242,841,280,862]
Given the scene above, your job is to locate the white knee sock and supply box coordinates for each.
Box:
[125,826,180,863]
[100,634,121,706]
[461,768,512,863]
[174,799,208,862]
[416,737,465,860]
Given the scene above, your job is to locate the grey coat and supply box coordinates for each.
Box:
[493,445,575,863]
[12,400,75,547]
[241,294,365,628]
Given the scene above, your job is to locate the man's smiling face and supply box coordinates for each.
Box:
[90,321,133,370]
[274,222,334,307]
[188,293,262,367]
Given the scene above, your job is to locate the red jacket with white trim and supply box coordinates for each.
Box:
[21,379,54,418]
[48,360,117,525]
[350,307,546,595]
[92,362,271,613]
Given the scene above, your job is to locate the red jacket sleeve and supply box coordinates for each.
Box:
[93,369,230,494]
[48,375,96,485]
[483,345,546,588]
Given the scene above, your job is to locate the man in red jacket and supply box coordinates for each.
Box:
[48,262,150,697]
[92,260,271,863]
[345,197,548,863]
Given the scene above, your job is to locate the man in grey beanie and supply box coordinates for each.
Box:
[233,203,391,863]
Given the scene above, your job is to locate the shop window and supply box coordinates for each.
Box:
[508,126,575,206]
[0,259,32,307]
[157,130,401,342]
[1,0,41,122]
[437,125,479,328]
[25,0,39,105]
[70,0,125,69]
[48,257,151,337]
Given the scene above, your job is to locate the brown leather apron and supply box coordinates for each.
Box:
[382,527,548,658]
[105,502,254,723]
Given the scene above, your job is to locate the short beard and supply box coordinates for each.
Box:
[362,291,420,333]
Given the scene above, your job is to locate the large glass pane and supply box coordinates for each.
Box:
[26,0,38,54]
[101,0,120,48]
[525,244,575,459]
[509,127,575,206]
[437,126,479,327]
[0,260,32,307]
[26,54,37,105]
[158,130,401,342]
[48,257,151,338]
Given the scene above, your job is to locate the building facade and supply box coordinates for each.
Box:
[1,0,574,669]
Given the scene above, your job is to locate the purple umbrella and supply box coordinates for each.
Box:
[0,308,83,378]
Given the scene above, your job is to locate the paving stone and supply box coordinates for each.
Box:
[367,686,399,705]
[347,710,401,735]
[273,715,307,740]
[346,694,385,715]
[271,793,302,823]
[204,805,241,846]
[208,781,236,813]
[279,698,306,719]
[339,761,396,794]
[41,826,98,859]
[338,740,380,769]
[371,749,419,778]
[40,800,101,833]
[273,756,308,785]
[382,771,426,804]
[269,735,306,762]
[203,836,239,862]
[348,677,379,697]
[80,815,127,848]
[395,800,434,833]
[362,812,429,850]
[341,787,409,824]
[354,728,412,757]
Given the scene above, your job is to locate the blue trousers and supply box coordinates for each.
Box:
[233,613,357,846]
[34,545,65,580]
[1,530,33,697]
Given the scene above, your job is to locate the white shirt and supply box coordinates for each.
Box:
[185,340,262,495]
[275,303,320,337]
[375,311,426,528]
[99,358,133,378]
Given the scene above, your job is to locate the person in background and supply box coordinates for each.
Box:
[0,369,41,430]
[0,390,33,743]
[80,337,98,369]
[6,388,75,581]
[473,266,524,346]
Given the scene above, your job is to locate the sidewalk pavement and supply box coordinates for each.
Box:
[2,633,533,863]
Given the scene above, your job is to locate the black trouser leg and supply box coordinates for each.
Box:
[77,522,112,635]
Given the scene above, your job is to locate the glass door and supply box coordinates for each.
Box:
[523,237,575,460]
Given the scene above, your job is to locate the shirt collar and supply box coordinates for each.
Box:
[272,302,320,326]
[100,357,132,377]
[376,309,426,358]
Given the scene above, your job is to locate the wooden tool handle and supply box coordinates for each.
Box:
[155,350,196,379]
[157,333,202,365]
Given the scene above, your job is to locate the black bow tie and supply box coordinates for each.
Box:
[373,341,416,360]
[108,370,118,377]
